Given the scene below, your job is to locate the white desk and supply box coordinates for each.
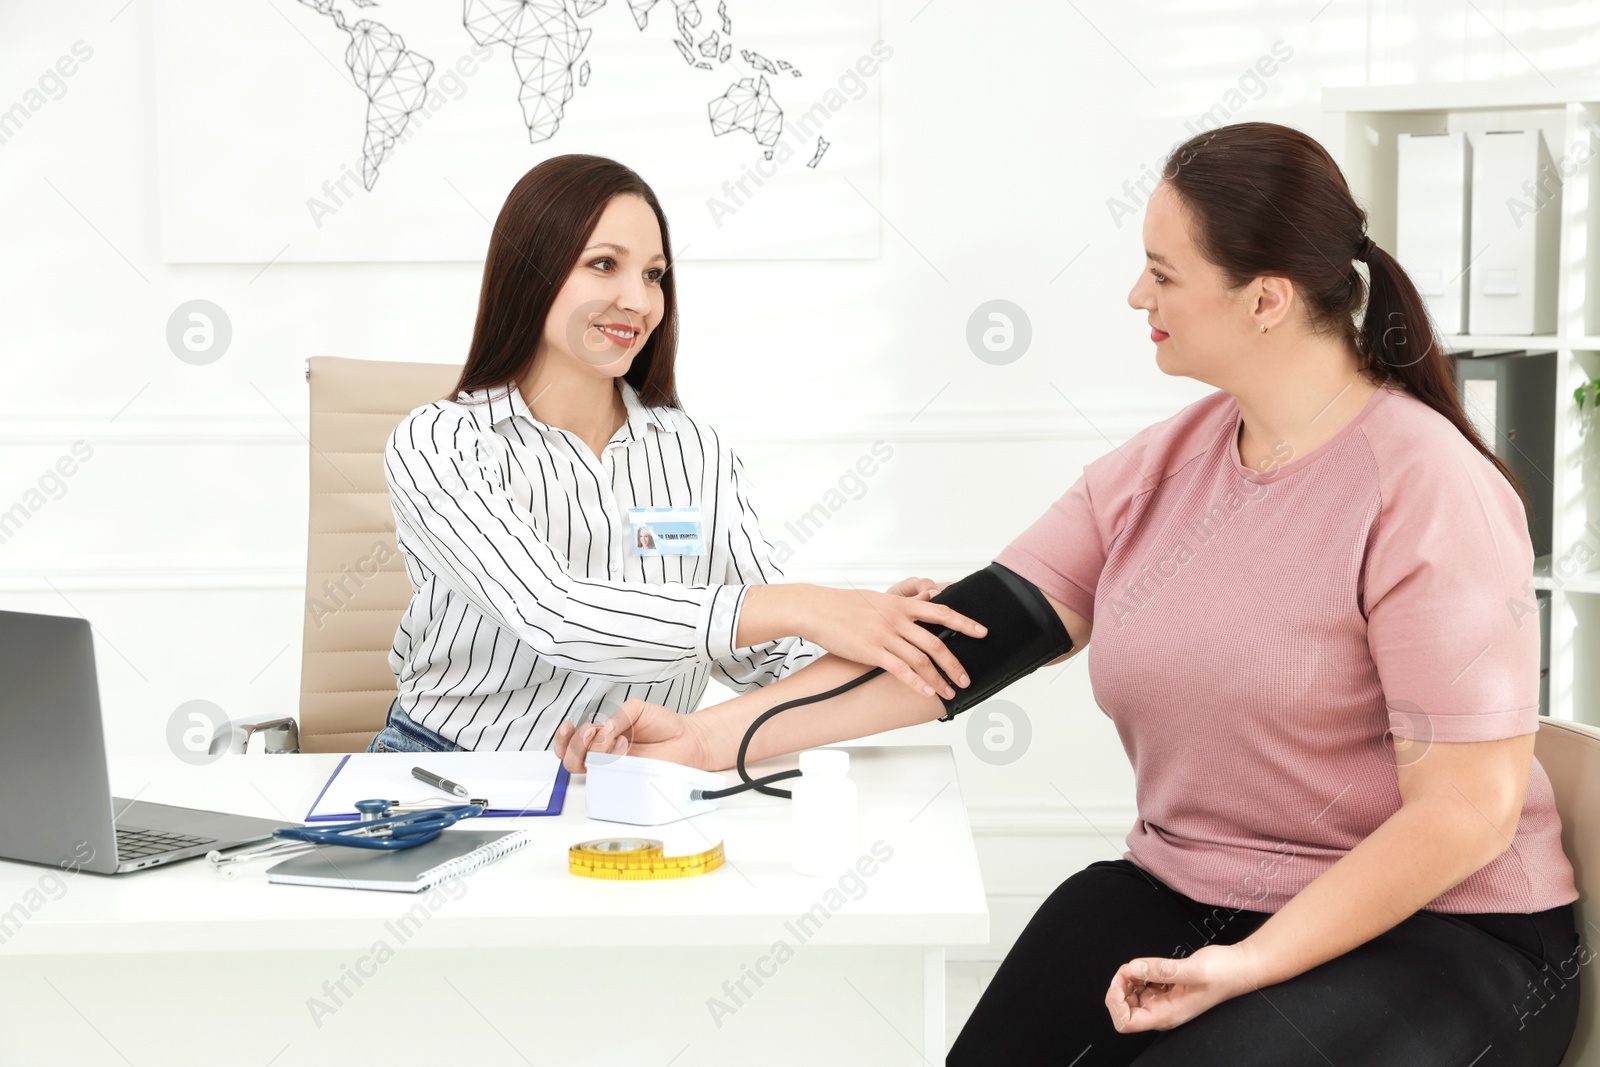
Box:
[0,745,986,1066]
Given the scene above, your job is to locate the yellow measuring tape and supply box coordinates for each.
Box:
[568,838,725,881]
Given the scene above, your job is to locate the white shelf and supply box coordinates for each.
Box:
[1325,84,1600,724]
[1559,571,1600,596]
[1528,556,1600,594]
[1323,81,1600,113]
[1442,335,1600,351]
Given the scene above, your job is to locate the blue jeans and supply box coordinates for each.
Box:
[365,699,464,753]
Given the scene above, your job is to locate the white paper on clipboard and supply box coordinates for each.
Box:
[306,752,564,820]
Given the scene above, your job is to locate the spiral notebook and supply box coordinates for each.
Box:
[266,829,536,892]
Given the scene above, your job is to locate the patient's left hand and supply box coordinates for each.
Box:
[553,698,709,774]
[1104,943,1260,1032]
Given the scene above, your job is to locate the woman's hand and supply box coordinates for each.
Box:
[552,699,710,773]
[807,582,980,701]
[744,582,983,702]
[1104,943,1262,1033]
[884,576,953,600]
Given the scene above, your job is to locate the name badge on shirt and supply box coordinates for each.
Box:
[628,506,706,556]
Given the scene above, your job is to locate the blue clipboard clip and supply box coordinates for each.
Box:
[300,755,571,822]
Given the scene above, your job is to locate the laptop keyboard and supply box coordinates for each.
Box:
[116,826,216,860]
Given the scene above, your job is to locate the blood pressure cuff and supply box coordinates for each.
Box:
[915,562,1075,722]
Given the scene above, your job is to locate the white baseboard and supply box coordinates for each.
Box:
[0,556,1008,593]
[967,801,1137,837]
[0,405,1174,447]
[0,555,306,592]
[954,801,1140,962]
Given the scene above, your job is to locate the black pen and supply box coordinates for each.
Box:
[412,765,469,798]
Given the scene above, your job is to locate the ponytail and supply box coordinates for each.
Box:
[1359,241,1527,510]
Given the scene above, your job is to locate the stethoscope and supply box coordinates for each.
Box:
[207,798,485,877]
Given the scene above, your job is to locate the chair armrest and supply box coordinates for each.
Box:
[208,716,300,756]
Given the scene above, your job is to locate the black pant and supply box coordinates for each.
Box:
[948,860,1581,1066]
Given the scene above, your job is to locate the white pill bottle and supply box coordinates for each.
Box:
[791,749,859,876]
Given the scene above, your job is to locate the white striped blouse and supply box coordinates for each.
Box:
[382,377,825,752]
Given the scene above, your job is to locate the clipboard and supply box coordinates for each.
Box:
[305,751,570,821]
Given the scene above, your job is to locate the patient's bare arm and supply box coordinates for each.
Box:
[556,590,1091,772]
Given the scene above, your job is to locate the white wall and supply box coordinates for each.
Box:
[2,0,1595,958]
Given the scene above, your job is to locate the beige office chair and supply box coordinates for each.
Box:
[1536,718,1600,1066]
[297,355,462,751]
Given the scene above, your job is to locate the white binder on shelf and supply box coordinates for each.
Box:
[1396,132,1471,335]
[1468,129,1560,335]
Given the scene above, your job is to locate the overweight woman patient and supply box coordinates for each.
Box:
[556,122,1582,1067]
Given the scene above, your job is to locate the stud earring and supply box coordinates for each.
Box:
[1259,323,1268,333]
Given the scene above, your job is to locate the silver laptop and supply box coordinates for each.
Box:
[0,609,296,874]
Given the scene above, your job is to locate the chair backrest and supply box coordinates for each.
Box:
[1534,718,1600,1066]
[299,355,461,752]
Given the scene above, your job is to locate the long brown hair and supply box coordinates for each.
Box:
[1162,122,1525,506]
[450,154,682,408]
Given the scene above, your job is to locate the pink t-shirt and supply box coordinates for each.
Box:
[995,382,1576,915]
